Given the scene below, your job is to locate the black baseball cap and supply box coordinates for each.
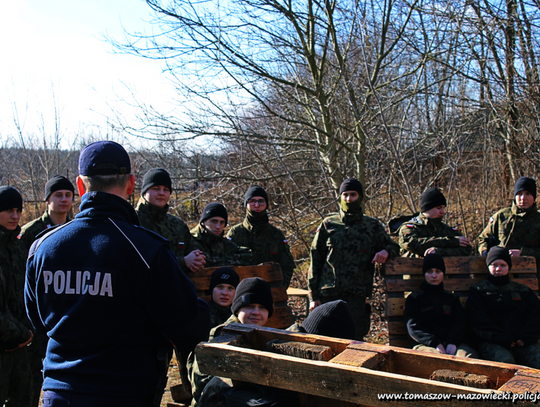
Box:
[79,141,131,176]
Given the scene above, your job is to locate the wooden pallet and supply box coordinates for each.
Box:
[184,262,295,329]
[195,323,540,406]
[384,256,538,347]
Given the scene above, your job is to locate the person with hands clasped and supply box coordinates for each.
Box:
[398,187,472,258]
[308,177,399,340]
[466,246,540,367]
[404,253,476,358]
[136,168,206,272]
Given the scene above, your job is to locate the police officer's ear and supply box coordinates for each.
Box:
[76,176,86,197]
[126,174,136,196]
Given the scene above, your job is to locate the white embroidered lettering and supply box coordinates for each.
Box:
[65,271,75,294]
[88,272,100,296]
[82,271,91,294]
[43,270,53,293]
[100,274,113,297]
[54,271,65,294]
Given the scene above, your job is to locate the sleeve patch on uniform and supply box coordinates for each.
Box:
[489,217,494,223]
[283,240,289,245]
[406,224,414,228]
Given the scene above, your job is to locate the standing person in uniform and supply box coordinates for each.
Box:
[308,178,399,340]
[398,187,472,258]
[477,177,540,270]
[466,247,540,367]
[190,203,252,268]
[0,186,34,407]
[136,168,206,272]
[25,141,210,407]
[20,175,75,250]
[404,253,476,358]
[20,176,75,407]
[227,186,295,288]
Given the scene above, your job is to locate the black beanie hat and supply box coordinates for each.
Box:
[231,277,274,318]
[301,300,356,340]
[141,168,172,196]
[45,175,75,201]
[420,187,447,213]
[244,185,268,207]
[486,246,512,270]
[0,186,23,213]
[339,178,363,199]
[514,177,536,200]
[201,202,228,225]
[422,253,446,274]
[210,267,240,293]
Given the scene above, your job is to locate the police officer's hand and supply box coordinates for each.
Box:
[445,344,457,355]
[372,249,389,264]
[309,300,321,312]
[7,330,33,352]
[185,250,206,272]
[436,344,446,354]
[509,249,522,256]
[457,236,470,246]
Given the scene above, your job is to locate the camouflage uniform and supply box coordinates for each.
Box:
[227,217,295,288]
[189,314,240,407]
[0,225,33,406]
[477,203,540,267]
[190,224,252,268]
[466,276,540,367]
[309,208,399,339]
[398,213,471,258]
[20,211,72,407]
[135,197,201,271]
[209,300,233,329]
[19,211,72,250]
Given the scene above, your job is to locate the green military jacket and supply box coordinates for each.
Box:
[189,314,240,407]
[0,225,32,350]
[397,213,472,258]
[190,224,252,268]
[227,217,295,289]
[19,211,71,250]
[209,300,233,329]
[477,203,540,264]
[135,197,201,271]
[309,209,399,301]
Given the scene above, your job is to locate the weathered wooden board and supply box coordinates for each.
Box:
[195,342,507,407]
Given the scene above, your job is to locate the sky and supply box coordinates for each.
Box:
[0,0,176,150]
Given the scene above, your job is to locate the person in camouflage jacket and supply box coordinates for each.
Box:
[477,177,540,272]
[135,168,205,272]
[0,187,33,407]
[308,178,399,340]
[190,202,252,268]
[398,187,472,258]
[227,186,295,288]
[19,175,75,250]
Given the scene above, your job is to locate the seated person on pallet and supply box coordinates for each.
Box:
[466,247,540,368]
[404,253,477,358]
[397,187,472,258]
[288,299,356,340]
[190,203,252,268]
[309,177,400,340]
[136,168,206,272]
[477,177,540,272]
[190,277,274,406]
[208,267,240,328]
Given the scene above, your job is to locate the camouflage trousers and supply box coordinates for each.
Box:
[320,294,369,341]
[413,343,478,359]
[478,342,540,368]
[0,347,33,407]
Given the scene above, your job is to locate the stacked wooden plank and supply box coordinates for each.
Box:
[384,256,538,347]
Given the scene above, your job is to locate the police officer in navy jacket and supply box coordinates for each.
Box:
[25,141,210,407]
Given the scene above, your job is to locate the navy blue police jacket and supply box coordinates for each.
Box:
[24,191,210,398]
